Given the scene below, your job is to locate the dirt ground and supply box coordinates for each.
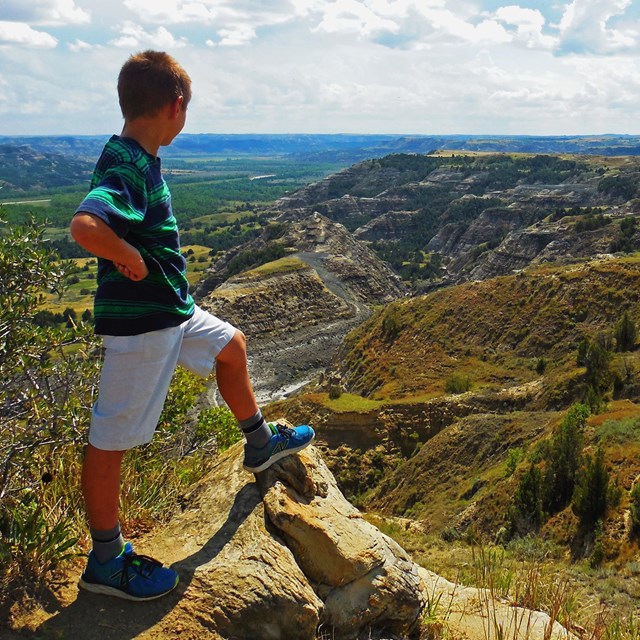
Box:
[6,554,226,640]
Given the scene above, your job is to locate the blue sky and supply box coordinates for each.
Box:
[1,0,639,136]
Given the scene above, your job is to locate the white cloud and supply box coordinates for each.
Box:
[217,24,257,46]
[109,22,188,48]
[2,0,90,26]
[290,0,329,16]
[315,0,400,36]
[68,38,97,52]
[0,22,58,48]
[411,7,511,45]
[122,0,225,24]
[558,0,638,54]
[1,1,640,135]
[495,5,557,50]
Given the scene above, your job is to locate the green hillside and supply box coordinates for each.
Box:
[337,257,640,403]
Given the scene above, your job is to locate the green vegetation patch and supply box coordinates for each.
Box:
[320,392,384,413]
[237,256,308,280]
[596,416,640,445]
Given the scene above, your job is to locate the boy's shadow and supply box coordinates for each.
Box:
[33,483,260,639]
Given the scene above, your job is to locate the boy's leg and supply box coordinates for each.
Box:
[213,327,315,472]
[79,440,179,601]
[215,331,273,448]
[79,329,184,600]
[178,306,315,471]
[82,444,124,531]
[215,330,259,421]
[82,444,125,561]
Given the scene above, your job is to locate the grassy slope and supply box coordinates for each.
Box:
[338,256,640,402]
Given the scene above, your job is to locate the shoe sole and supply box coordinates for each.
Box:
[243,434,315,474]
[78,576,178,601]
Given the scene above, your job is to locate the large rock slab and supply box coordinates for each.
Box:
[419,568,578,640]
[257,447,425,638]
[146,443,424,640]
[147,443,323,640]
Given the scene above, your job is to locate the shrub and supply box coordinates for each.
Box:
[381,311,401,343]
[445,373,472,394]
[0,216,100,597]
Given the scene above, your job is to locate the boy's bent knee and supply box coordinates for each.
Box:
[217,329,247,365]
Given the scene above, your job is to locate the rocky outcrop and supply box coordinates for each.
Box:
[197,213,406,402]
[269,154,640,290]
[280,212,406,305]
[27,444,575,640]
[354,210,421,242]
[136,445,424,640]
[468,219,619,281]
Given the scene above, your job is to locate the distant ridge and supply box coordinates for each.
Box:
[1,133,640,160]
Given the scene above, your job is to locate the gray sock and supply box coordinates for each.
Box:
[239,410,272,449]
[91,523,124,564]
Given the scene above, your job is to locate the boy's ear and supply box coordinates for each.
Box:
[168,95,184,119]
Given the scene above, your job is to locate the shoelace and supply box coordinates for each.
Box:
[121,551,163,590]
[273,423,294,439]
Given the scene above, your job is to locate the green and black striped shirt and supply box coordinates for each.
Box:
[75,135,194,335]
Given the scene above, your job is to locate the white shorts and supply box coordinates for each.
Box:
[88,305,237,451]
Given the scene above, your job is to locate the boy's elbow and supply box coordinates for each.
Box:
[70,213,94,245]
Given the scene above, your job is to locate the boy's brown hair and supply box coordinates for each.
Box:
[117,50,192,121]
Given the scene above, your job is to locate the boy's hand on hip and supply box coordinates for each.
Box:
[71,214,149,281]
[114,254,149,281]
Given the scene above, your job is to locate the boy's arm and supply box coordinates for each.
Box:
[71,212,149,281]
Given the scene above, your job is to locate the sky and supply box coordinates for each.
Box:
[1,0,639,136]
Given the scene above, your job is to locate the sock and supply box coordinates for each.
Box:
[239,410,272,449]
[91,523,124,564]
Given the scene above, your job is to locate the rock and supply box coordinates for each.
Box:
[150,444,577,640]
[145,444,425,640]
[144,443,323,640]
[256,447,425,638]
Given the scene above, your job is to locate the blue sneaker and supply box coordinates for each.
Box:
[78,542,178,601]
[243,422,315,473]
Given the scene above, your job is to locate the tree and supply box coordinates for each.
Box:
[615,311,637,352]
[583,336,612,410]
[0,215,100,592]
[572,448,609,531]
[542,404,588,514]
[509,463,544,536]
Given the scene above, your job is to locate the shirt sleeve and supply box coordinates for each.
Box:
[75,164,148,238]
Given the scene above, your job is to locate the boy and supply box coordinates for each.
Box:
[70,50,314,602]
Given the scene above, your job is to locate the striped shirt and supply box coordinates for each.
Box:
[75,135,194,335]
